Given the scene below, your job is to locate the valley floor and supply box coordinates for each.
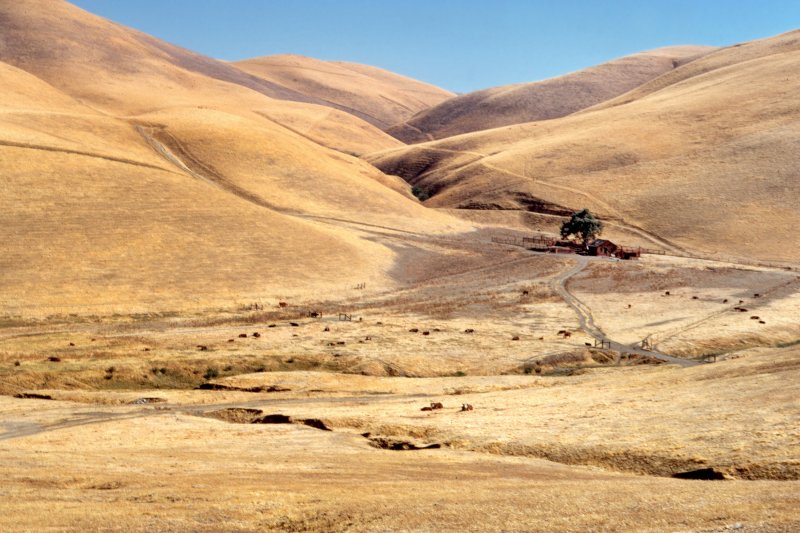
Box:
[1,221,799,531]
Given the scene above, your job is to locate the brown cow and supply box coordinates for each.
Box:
[278,302,288,308]
[252,332,261,338]
[464,329,475,334]
[512,336,520,341]
[461,403,474,412]
[239,333,248,338]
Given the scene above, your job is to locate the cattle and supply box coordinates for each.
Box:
[585,342,592,347]
[430,402,444,410]
[69,342,75,346]
[738,308,748,313]
[754,293,761,298]
[460,403,474,412]
[512,336,520,341]
[739,300,744,304]
[365,336,371,341]
[409,328,419,333]
[278,302,288,308]
[239,333,248,338]
[376,321,383,325]
[723,299,729,304]
[627,304,632,308]
[665,291,670,296]
[557,330,572,338]
[750,316,760,320]
[143,348,150,352]
[227,339,234,343]
[323,326,330,332]
[759,320,766,324]
[539,337,544,340]
[252,332,261,338]
[464,329,475,334]
[268,324,277,328]
[197,345,208,351]
[289,322,299,327]
[522,290,529,296]
[422,331,430,336]
[692,296,699,300]
[48,356,61,362]
[309,311,321,318]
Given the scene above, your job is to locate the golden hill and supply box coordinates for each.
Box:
[234,54,455,130]
[387,46,715,143]
[368,30,800,263]
[0,0,471,315]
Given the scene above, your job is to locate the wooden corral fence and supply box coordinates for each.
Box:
[594,339,611,349]
[491,235,524,247]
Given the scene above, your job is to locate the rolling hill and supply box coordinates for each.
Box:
[387,46,716,143]
[368,30,800,263]
[234,54,456,130]
[0,0,471,315]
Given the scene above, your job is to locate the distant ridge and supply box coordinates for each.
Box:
[234,54,455,130]
[387,46,716,143]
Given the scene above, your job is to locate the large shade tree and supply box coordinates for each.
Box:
[560,208,603,248]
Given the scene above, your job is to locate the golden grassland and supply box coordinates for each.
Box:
[369,30,800,263]
[388,46,715,142]
[235,55,455,130]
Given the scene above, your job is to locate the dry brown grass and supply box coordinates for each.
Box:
[370,30,800,263]
[389,45,715,142]
[235,54,455,130]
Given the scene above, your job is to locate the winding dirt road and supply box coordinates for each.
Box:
[550,255,700,367]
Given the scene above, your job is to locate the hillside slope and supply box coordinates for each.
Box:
[235,55,455,130]
[368,31,800,263]
[0,1,470,315]
[387,46,715,143]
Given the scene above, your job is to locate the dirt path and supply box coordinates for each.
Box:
[550,255,700,367]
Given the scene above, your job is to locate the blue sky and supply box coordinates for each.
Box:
[71,0,800,93]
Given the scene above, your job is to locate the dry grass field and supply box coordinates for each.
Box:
[370,30,800,263]
[2,2,799,531]
[235,55,455,130]
[387,46,715,142]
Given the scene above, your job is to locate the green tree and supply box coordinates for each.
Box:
[560,208,603,248]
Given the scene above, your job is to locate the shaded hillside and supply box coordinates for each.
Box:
[0,1,470,314]
[368,31,800,263]
[387,46,715,143]
[235,55,455,129]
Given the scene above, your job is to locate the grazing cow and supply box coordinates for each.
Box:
[464,329,475,334]
[692,296,699,300]
[739,308,748,313]
[409,328,419,333]
[461,403,474,412]
[585,342,592,347]
[290,322,299,327]
[539,337,544,340]
[323,326,330,332]
[739,300,744,304]
[512,336,520,341]
[365,336,371,341]
[665,291,670,296]
[197,345,208,351]
[422,331,430,336]
[239,333,248,338]
[750,316,760,320]
[376,321,383,325]
[278,302,288,308]
[522,290,529,296]
[268,324,277,328]
[564,332,571,338]
[723,299,729,304]
[433,328,441,332]
[228,339,234,343]
[309,311,321,318]
[252,332,261,338]
[421,406,433,411]
[143,348,150,352]
[69,342,75,346]
[759,320,766,324]
[627,304,632,308]
[754,293,761,298]
[430,402,444,410]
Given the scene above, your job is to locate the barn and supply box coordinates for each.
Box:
[587,239,619,257]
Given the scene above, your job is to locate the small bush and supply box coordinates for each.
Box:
[412,186,430,201]
[203,367,219,380]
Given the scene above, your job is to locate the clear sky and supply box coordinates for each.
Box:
[71,0,800,93]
